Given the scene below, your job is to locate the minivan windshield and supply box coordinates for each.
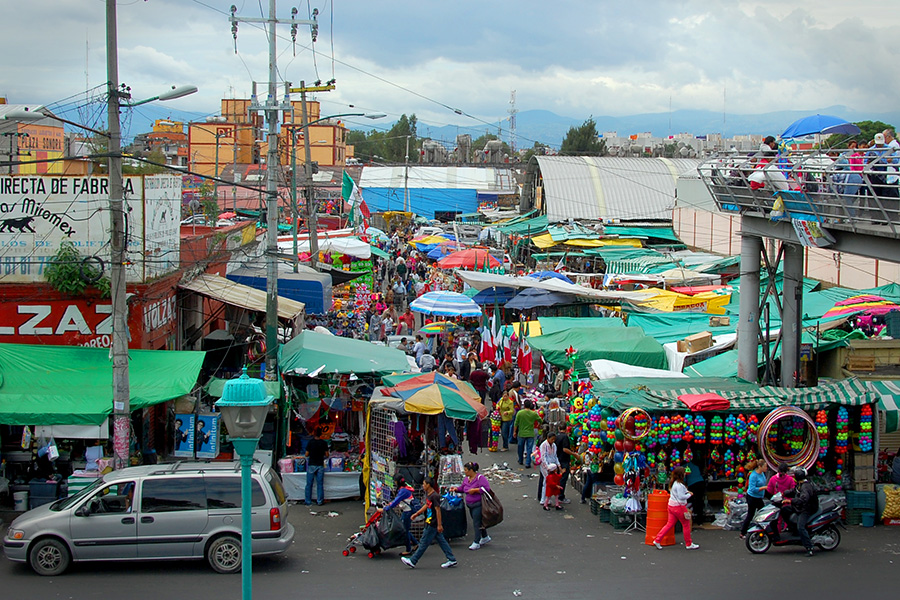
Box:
[50,478,105,511]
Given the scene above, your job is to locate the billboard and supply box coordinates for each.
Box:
[0,174,181,283]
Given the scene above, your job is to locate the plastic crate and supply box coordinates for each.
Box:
[590,499,599,515]
[599,507,611,523]
[29,480,60,497]
[29,495,57,510]
[845,490,876,510]
[845,508,866,525]
[886,310,900,338]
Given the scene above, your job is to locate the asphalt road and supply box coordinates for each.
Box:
[2,461,899,600]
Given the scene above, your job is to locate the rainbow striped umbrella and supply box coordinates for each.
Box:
[418,321,461,336]
[824,295,899,319]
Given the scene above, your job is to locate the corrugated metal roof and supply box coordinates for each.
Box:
[360,166,516,193]
[535,156,702,222]
[180,273,305,321]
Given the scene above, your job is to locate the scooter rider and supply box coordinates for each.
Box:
[783,468,818,556]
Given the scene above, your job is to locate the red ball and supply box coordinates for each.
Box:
[623,440,635,452]
[614,440,624,452]
[614,474,625,486]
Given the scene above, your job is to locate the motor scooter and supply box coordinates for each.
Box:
[744,492,844,554]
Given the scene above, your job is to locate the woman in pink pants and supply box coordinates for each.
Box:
[653,466,700,550]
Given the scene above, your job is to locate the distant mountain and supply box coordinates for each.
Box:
[412,106,900,149]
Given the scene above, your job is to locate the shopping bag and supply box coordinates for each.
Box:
[439,494,468,539]
[47,437,60,461]
[378,508,409,550]
[481,488,504,528]
[532,446,542,466]
[360,522,383,551]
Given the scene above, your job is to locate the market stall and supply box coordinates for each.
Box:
[364,372,488,516]
[571,376,886,529]
[277,330,412,502]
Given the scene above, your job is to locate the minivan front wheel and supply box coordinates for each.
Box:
[207,535,242,574]
[29,538,71,576]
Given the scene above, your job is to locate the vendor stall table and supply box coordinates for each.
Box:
[282,471,362,502]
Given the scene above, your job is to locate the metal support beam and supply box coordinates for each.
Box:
[738,233,763,382]
[781,243,804,388]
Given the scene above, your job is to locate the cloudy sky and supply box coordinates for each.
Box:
[2,0,897,140]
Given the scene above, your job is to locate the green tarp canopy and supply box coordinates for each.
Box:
[537,317,624,336]
[602,226,681,243]
[593,376,878,414]
[494,214,548,236]
[0,343,205,426]
[865,381,900,433]
[526,327,667,375]
[279,330,411,376]
[369,245,390,259]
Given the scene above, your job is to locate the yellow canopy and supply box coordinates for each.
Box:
[530,234,643,249]
[627,289,732,315]
[510,321,543,337]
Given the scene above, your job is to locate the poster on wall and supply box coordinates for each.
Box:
[174,414,195,457]
[194,413,220,459]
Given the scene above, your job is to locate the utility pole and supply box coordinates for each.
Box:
[404,135,410,212]
[106,0,130,470]
[231,3,318,380]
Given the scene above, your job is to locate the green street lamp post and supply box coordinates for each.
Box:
[215,368,274,600]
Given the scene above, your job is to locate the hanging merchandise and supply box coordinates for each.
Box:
[814,409,829,475]
[859,405,874,452]
[693,415,707,444]
[489,410,501,452]
[657,415,671,446]
[618,407,652,442]
[670,414,684,444]
[834,406,850,454]
[746,414,760,443]
[724,414,737,446]
[723,449,736,479]
[682,414,694,443]
[757,406,820,471]
[669,448,681,469]
[644,416,659,450]
[683,445,693,464]
[710,415,724,445]
[736,414,748,443]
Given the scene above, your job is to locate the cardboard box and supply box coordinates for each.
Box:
[847,356,876,372]
[855,481,876,492]
[677,331,713,354]
[853,465,876,482]
[709,316,731,327]
[854,453,875,467]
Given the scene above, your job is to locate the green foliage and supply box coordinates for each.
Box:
[198,180,220,221]
[345,114,418,162]
[522,141,551,164]
[560,118,606,156]
[44,241,110,297]
[822,120,895,148]
[123,148,167,175]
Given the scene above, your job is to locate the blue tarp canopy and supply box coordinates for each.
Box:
[362,188,478,219]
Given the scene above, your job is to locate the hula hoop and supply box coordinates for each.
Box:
[617,407,651,441]
[757,406,819,471]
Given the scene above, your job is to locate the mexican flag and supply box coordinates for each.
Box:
[342,171,370,221]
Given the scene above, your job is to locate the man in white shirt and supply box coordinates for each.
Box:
[884,128,900,185]
[454,342,468,373]
[412,335,426,365]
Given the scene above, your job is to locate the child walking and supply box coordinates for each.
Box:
[543,463,563,511]
[401,477,458,569]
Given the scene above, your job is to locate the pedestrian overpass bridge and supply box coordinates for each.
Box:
[698,149,900,386]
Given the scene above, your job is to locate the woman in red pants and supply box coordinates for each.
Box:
[653,466,700,550]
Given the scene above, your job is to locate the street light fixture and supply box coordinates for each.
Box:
[215,367,274,600]
[295,110,385,267]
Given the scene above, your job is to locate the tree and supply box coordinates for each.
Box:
[382,114,418,162]
[560,117,606,156]
[44,241,110,297]
[823,120,894,148]
[522,141,551,164]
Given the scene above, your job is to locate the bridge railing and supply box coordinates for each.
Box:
[698,148,900,238]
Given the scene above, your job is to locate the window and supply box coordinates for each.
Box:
[86,481,135,514]
[140,477,207,513]
[265,471,287,505]
[205,477,266,508]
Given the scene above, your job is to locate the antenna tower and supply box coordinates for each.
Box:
[508,90,518,154]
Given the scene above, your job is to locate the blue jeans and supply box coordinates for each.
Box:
[500,421,512,449]
[401,511,418,552]
[408,525,456,565]
[467,502,487,544]
[517,436,535,467]
[305,465,325,505]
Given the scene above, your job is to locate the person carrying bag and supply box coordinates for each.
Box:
[481,487,504,528]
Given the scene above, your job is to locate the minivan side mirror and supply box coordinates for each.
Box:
[75,505,90,517]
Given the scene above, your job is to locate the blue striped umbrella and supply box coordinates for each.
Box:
[410,291,483,317]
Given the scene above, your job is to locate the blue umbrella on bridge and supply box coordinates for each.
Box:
[781,114,861,139]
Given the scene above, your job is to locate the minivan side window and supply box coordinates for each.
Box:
[205,477,266,508]
[140,478,207,513]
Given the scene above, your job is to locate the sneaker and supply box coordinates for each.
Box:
[479,535,491,545]
[560,498,571,504]
[654,541,663,550]
[401,557,416,569]
[806,549,814,557]
[468,542,481,550]
[441,560,458,569]
[580,499,587,505]
[686,543,700,550]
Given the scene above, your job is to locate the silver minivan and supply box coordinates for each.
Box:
[3,462,294,576]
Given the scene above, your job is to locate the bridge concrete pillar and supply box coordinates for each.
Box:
[738,233,763,382]
[781,242,804,388]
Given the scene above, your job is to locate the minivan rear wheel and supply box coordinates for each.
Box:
[29,538,71,576]
[207,535,242,574]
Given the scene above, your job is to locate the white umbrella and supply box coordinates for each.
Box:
[410,291,483,318]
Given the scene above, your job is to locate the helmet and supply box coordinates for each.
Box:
[792,467,807,481]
